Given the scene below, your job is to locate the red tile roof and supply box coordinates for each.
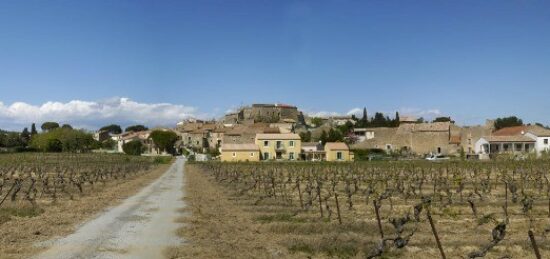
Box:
[492,126,527,136]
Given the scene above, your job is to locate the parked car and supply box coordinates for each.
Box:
[426,154,450,161]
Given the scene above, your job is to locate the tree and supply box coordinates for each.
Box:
[61,124,73,129]
[319,130,328,144]
[359,107,368,127]
[299,131,312,142]
[41,122,59,132]
[433,117,452,123]
[102,138,116,149]
[327,128,344,142]
[394,112,400,127]
[31,123,38,135]
[100,124,122,134]
[125,125,148,132]
[337,121,354,135]
[150,130,178,154]
[310,117,325,127]
[21,128,30,145]
[371,112,387,127]
[123,140,144,156]
[494,116,523,130]
[30,128,95,152]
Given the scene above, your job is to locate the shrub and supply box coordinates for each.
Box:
[123,140,144,156]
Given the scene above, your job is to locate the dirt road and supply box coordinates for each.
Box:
[36,157,186,259]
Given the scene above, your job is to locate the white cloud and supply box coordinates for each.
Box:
[398,107,442,119]
[0,97,200,130]
[305,110,341,118]
[346,108,362,116]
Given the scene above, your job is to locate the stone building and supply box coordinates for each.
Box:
[351,120,495,157]
[223,103,302,124]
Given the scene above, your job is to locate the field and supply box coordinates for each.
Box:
[179,160,550,259]
[0,153,170,258]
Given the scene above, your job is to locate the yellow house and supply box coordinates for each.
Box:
[255,133,301,160]
[221,144,260,162]
[325,142,353,161]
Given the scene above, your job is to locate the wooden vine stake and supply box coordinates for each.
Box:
[373,199,384,238]
[427,208,446,259]
[528,230,541,259]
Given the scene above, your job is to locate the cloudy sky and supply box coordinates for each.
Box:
[1,1,549,130]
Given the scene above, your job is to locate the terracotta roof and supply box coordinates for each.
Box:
[325,142,349,151]
[526,125,550,137]
[483,136,535,143]
[492,126,527,136]
[255,133,301,140]
[221,144,260,151]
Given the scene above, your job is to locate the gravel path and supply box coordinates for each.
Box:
[36,157,186,259]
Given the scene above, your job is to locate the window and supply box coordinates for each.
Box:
[545,139,549,145]
[276,141,282,149]
[386,144,392,150]
[289,140,294,147]
[437,147,442,154]
[337,152,343,160]
[263,140,269,147]
[515,144,523,151]
[263,152,269,160]
[289,152,295,160]
[232,152,236,157]
[250,152,254,157]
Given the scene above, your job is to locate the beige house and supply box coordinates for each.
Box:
[255,133,301,160]
[221,144,260,162]
[325,142,353,161]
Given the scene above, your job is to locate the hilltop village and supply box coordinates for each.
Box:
[90,103,550,162]
[153,104,550,160]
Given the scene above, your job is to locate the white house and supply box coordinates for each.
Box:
[353,128,375,142]
[475,135,536,158]
[524,126,550,156]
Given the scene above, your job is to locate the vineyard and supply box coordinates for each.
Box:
[0,153,161,225]
[188,161,550,258]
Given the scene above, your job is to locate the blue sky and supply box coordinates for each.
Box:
[0,0,549,130]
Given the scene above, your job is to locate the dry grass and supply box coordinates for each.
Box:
[168,166,292,259]
[0,162,171,259]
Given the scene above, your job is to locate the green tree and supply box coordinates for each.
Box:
[31,123,38,135]
[319,130,328,144]
[61,124,73,129]
[41,122,60,132]
[21,128,30,145]
[100,124,122,134]
[337,121,354,135]
[394,112,400,127]
[125,125,148,132]
[494,116,523,130]
[102,138,116,149]
[45,139,63,152]
[433,117,452,123]
[310,117,325,127]
[150,130,178,154]
[327,128,344,142]
[123,140,144,156]
[371,112,387,127]
[299,131,312,142]
[30,128,95,152]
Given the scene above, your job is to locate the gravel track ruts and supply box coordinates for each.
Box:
[35,157,186,259]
